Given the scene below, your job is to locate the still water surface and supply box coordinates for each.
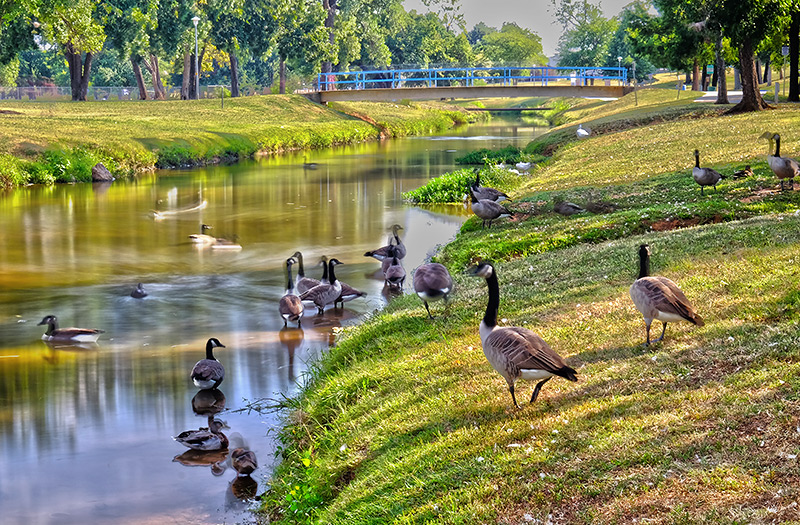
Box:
[0,120,542,524]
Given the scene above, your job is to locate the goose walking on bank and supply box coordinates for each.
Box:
[629,244,704,346]
[470,171,510,202]
[382,245,406,290]
[761,132,799,191]
[469,188,510,229]
[38,315,104,343]
[299,258,344,314]
[469,262,578,408]
[191,338,226,389]
[279,258,304,327]
[364,224,406,261]
[413,262,453,318]
[692,149,722,195]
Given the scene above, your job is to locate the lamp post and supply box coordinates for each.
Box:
[617,56,623,85]
[192,16,200,99]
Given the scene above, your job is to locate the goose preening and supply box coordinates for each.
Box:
[383,245,406,290]
[130,283,148,299]
[364,224,406,261]
[692,149,723,195]
[761,132,799,190]
[292,251,322,294]
[37,315,104,343]
[732,165,753,179]
[173,416,229,451]
[469,189,510,228]
[413,262,453,318]
[191,338,226,389]
[231,448,258,476]
[470,171,510,202]
[189,224,217,245]
[629,244,704,346]
[576,124,592,139]
[279,257,304,327]
[469,262,578,408]
[299,258,344,314]
[553,199,585,216]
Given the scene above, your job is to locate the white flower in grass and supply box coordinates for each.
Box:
[339,444,347,452]
[476,456,484,462]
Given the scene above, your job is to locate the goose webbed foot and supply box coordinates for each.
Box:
[530,377,552,403]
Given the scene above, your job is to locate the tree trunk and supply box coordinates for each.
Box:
[64,43,81,101]
[734,67,741,89]
[755,58,762,83]
[141,54,166,100]
[230,53,240,97]
[79,52,93,101]
[131,56,148,100]
[729,38,771,113]
[320,0,338,86]
[181,52,191,100]
[715,34,729,105]
[701,64,708,91]
[684,70,691,85]
[279,57,286,94]
[692,58,700,91]
[763,56,771,84]
[791,12,799,102]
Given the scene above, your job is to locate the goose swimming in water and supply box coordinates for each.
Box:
[364,224,406,261]
[38,315,104,343]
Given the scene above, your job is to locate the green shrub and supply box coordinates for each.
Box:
[455,145,523,165]
[402,166,521,204]
[41,148,97,182]
[0,153,28,188]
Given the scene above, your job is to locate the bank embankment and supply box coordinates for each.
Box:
[262,86,800,524]
[0,95,482,189]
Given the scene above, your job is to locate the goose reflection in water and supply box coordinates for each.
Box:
[192,388,227,416]
[41,340,99,364]
[279,327,304,382]
[172,448,229,477]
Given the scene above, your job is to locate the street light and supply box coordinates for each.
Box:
[192,16,200,99]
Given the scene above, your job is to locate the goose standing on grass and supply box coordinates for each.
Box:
[469,262,578,409]
[279,258,304,327]
[383,245,406,290]
[469,188,511,229]
[692,149,723,195]
[576,124,591,139]
[761,132,799,190]
[470,171,510,202]
[629,244,704,346]
[413,262,453,318]
[174,416,229,451]
[130,283,148,298]
[554,198,585,215]
[364,224,406,261]
[191,338,226,389]
[38,315,104,343]
[292,251,321,294]
[300,258,344,314]
[189,224,217,245]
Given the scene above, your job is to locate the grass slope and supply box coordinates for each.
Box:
[263,87,800,524]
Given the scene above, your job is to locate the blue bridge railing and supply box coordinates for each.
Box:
[316,66,627,91]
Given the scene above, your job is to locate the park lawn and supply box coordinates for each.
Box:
[262,86,800,524]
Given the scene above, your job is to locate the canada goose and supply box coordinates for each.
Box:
[292,251,322,294]
[413,262,453,318]
[210,234,242,251]
[584,200,618,214]
[231,448,258,476]
[469,189,510,228]
[469,262,578,408]
[692,149,723,195]
[130,283,148,298]
[189,224,216,244]
[279,258,304,327]
[299,258,344,314]
[174,416,229,451]
[732,165,753,179]
[303,155,318,170]
[761,132,799,190]
[553,199,585,216]
[191,388,226,416]
[629,244,705,346]
[576,124,591,138]
[383,246,406,290]
[471,171,510,202]
[37,315,104,343]
[316,255,364,307]
[364,224,406,261]
[191,338,226,389]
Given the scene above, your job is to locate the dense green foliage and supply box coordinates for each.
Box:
[401,166,520,204]
[454,145,523,165]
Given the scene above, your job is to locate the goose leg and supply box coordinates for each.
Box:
[530,377,552,403]
[700,186,704,196]
[424,301,433,319]
[652,322,668,343]
[509,384,521,409]
[644,320,652,346]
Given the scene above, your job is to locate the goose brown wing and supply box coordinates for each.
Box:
[60,327,105,336]
[279,295,303,316]
[486,327,568,372]
[645,277,704,326]
[414,263,452,292]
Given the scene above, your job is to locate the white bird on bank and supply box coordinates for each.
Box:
[576,124,591,139]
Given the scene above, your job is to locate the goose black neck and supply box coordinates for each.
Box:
[321,260,329,281]
[205,341,218,361]
[694,152,700,168]
[44,319,57,335]
[328,261,338,283]
[483,270,500,329]
[286,262,294,291]
[775,135,782,157]
[470,191,479,203]
[295,254,305,277]
[637,248,650,279]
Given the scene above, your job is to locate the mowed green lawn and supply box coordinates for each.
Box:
[262,87,800,524]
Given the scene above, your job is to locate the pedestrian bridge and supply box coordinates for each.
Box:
[305,66,634,103]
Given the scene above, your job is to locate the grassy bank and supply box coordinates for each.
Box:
[262,87,800,523]
[0,95,480,189]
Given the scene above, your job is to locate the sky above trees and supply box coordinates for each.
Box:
[404,0,637,55]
